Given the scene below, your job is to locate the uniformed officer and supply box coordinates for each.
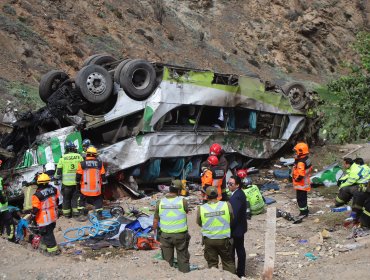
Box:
[152,180,190,273]
[55,141,83,218]
[196,186,236,274]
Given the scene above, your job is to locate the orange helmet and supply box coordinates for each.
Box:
[293,142,309,156]
[210,143,222,156]
[207,155,219,166]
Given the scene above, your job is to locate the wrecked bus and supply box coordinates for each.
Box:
[0,54,317,199]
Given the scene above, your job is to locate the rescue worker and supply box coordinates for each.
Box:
[31,173,60,255]
[76,146,106,218]
[201,155,223,202]
[196,186,236,274]
[335,158,361,207]
[45,162,63,210]
[0,160,15,242]
[237,170,265,215]
[201,143,228,201]
[348,158,370,223]
[22,172,39,213]
[55,141,83,218]
[152,180,190,273]
[81,138,91,159]
[292,142,312,218]
[359,182,370,228]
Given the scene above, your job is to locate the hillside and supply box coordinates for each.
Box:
[0,0,369,113]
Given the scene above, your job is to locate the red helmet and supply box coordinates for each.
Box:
[236,169,247,179]
[207,155,219,166]
[210,143,222,156]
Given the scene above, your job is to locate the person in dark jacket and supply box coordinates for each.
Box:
[228,175,247,278]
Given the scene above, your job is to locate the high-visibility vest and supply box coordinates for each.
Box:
[200,201,231,239]
[23,185,38,211]
[0,177,8,212]
[340,163,362,188]
[32,186,58,226]
[77,158,105,196]
[358,165,370,184]
[159,196,188,233]
[211,166,225,200]
[56,153,83,186]
[293,156,312,191]
[243,185,265,215]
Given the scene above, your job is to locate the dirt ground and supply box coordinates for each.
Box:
[0,143,370,279]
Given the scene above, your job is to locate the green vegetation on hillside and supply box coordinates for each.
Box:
[322,32,370,143]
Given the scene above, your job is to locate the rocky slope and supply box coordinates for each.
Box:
[0,0,369,111]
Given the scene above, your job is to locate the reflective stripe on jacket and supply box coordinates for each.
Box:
[76,157,105,196]
[211,166,225,201]
[340,163,361,188]
[243,185,265,215]
[200,201,231,239]
[32,186,58,226]
[56,153,83,186]
[158,196,188,233]
[293,156,312,191]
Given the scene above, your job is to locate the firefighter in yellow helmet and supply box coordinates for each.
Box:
[292,142,312,218]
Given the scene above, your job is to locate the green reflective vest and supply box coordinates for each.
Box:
[0,177,8,212]
[340,163,362,189]
[200,201,230,239]
[243,185,265,215]
[159,196,188,233]
[358,164,370,184]
[23,185,38,211]
[56,152,83,186]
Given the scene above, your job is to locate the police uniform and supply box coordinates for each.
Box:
[196,196,235,274]
[153,182,190,273]
[55,152,83,217]
[0,177,15,242]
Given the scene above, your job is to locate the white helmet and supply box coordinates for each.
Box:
[45,162,55,172]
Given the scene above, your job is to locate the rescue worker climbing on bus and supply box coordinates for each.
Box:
[153,180,190,273]
[31,173,60,255]
[334,157,361,207]
[55,141,83,218]
[0,160,15,242]
[292,141,312,218]
[76,146,107,219]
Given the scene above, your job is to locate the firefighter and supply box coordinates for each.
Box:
[201,143,228,201]
[31,173,60,255]
[348,158,370,223]
[22,172,39,213]
[0,160,15,242]
[76,146,107,218]
[152,180,190,273]
[196,186,235,274]
[292,142,312,218]
[201,155,225,201]
[81,138,91,159]
[335,158,361,207]
[55,141,83,218]
[236,171,265,216]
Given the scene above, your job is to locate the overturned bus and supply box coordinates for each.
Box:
[0,54,317,200]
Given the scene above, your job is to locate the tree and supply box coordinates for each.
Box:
[325,32,370,143]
